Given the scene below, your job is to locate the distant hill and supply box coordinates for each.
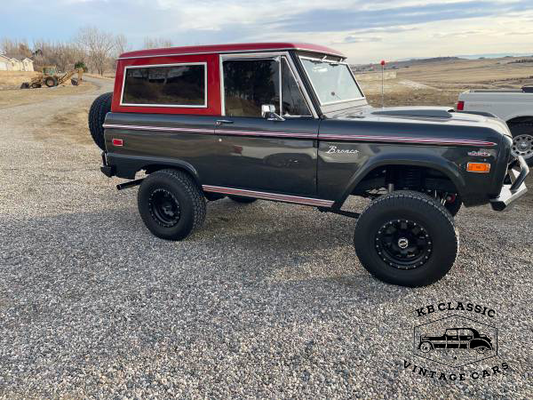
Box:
[352,57,462,72]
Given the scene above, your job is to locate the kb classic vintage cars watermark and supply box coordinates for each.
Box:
[402,301,510,381]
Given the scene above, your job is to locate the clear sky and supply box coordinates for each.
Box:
[2,0,533,63]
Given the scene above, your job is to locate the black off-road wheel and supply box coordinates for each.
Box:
[138,169,206,241]
[20,82,30,89]
[88,92,112,150]
[44,77,57,87]
[354,190,459,287]
[509,122,533,167]
[228,195,257,204]
[31,83,41,89]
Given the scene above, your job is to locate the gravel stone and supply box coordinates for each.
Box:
[0,77,532,398]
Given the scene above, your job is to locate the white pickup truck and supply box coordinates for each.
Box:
[458,86,533,166]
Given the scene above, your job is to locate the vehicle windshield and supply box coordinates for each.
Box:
[300,57,363,105]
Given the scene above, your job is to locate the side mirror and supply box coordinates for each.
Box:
[261,104,285,121]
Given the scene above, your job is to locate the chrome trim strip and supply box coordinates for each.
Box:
[218,128,316,139]
[118,47,345,61]
[202,185,334,207]
[103,123,495,146]
[320,134,498,147]
[103,123,214,134]
[120,62,208,108]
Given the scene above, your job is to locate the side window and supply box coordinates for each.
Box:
[223,60,280,117]
[122,64,206,107]
[281,59,311,116]
[461,329,473,337]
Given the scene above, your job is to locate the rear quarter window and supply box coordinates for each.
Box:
[121,63,207,107]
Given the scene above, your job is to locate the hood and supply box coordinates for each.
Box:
[328,105,512,139]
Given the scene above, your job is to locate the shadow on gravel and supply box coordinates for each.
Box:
[0,202,402,302]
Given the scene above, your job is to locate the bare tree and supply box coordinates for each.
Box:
[75,26,117,75]
[1,38,32,58]
[143,37,173,49]
[31,39,85,71]
[114,34,129,57]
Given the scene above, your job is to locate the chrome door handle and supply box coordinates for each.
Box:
[216,119,234,125]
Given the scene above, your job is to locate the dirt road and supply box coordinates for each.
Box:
[0,79,531,398]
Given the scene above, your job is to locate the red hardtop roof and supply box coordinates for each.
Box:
[119,42,345,60]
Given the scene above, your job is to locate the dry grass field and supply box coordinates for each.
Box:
[360,56,533,108]
[0,84,95,109]
[0,71,95,109]
[0,71,39,89]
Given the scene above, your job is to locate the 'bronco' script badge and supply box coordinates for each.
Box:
[326,145,359,155]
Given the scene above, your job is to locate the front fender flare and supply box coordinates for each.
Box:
[334,152,466,209]
[470,339,492,350]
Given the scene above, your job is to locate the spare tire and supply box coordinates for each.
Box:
[88,92,113,150]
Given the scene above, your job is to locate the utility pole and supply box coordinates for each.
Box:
[380,60,386,108]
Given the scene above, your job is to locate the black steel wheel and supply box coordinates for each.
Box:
[375,219,433,270]
[354,190,459,287]
[149,189,181,228]
[138,169,206,241]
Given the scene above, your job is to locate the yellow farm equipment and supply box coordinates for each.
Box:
[21,66,84,89]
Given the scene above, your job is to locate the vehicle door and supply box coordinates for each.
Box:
[445,329,460,349]
[212,54,319,197]
[459,328,473,349]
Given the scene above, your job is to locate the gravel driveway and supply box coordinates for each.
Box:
[1,79,532,398]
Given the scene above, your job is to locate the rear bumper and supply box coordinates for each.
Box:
[490,156,529,211]
[100,152,115,178]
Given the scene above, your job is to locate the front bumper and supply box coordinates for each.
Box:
[490,156,529,211]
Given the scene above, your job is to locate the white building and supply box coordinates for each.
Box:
[0,55,34,71]
[0,55,10,71]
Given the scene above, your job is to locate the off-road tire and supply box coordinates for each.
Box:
[138,169,206,241]
[31,83,41,89]
[44,77,57,87]
[354,190,459,287]
[20,82,30,89]
[88,92,112,150]
[509,122,533,166]
[71,78,79,86]
[228,195,257,204]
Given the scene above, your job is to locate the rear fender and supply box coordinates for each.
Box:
[107,153,201,186]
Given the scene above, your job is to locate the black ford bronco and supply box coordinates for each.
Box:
[88,42,529,287]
